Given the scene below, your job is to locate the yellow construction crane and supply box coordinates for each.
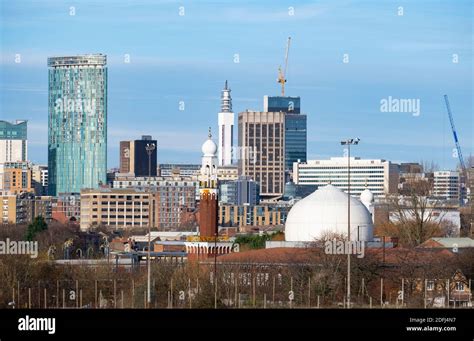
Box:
[277,37,291,96]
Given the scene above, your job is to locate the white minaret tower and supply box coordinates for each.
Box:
[218,80,234,166]
[200,127,218,194]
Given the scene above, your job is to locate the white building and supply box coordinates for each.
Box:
[293,157,399,197]
[199,128,218,194]
[285,184,374,242]
[32,165,48,195]
[218,81,234,166]
[0,120,27,163]
[433,171,459,202]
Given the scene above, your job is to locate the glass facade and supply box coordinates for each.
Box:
[219,176,259,205]
[285,114,307,171]
[263,96,307,172]
[48,55,107,196]
[264,96,301,113]
[0,120,27,140]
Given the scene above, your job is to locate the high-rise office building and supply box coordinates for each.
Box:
[264,96,307,172]
[120,135,157,176]
[0,120,27,163]
[48,54,107,196]
[238,111,285,199]
[218,81,234,166]
[293,157,399,196]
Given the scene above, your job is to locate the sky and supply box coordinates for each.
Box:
[0,0,472,170]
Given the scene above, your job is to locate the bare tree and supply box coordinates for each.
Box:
[419,160,439,173]
[464,154,474,168]
[382,181,444,246]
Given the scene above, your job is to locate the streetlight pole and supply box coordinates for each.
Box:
[340,138,360,308]
[145,143,155,307]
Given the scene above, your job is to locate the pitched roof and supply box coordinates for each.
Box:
[419,238,474,248]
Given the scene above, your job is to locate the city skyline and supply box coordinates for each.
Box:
[0,0,472,170]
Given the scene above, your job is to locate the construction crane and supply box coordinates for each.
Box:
[444,94,466,172]
[277,37,291,96]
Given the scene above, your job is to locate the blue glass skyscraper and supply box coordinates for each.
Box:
[48,54,107,196]
[263,96,307,171]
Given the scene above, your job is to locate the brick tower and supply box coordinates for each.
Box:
[199,128,219,238]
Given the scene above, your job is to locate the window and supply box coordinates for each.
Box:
[426,280,434,291]
[455,282,464,291]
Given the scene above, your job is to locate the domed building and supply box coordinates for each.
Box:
[359,187,375,223]
[186,128,236,259]
[201,131,218,157]
[285,184,374,242]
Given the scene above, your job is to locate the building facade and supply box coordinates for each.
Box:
[80,188,153,230]
[282,182,317,200]
[48,54,107,196]
[113,175,199,200]
[80,184,198,231]
[285,113,307,172]
[219,203,290,228]
[217,165,239,181]
[0,162,32,194]
[52,193,81,224]
[433,171,460,202]
[0,120,27,163]
[263,96,301,113]
[238,111,285,199]
[218,81,234,166]
[263,96,307,172]
[219,176,259,205]
[293,157,399,197]
[1,192,52,225]
[32,165,48,196]
[1,194,18,224]
[120,135,157,176]
[158,164,200,178]
[154,184,197,230]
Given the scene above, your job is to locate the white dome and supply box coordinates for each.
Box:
[360,188,374,205]
[285,184,374,242]
[201,137,217,156]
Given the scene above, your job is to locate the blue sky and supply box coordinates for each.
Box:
[0,0,472,169]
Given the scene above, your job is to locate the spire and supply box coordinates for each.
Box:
[220,80,232,113]
[208,126,212,138]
